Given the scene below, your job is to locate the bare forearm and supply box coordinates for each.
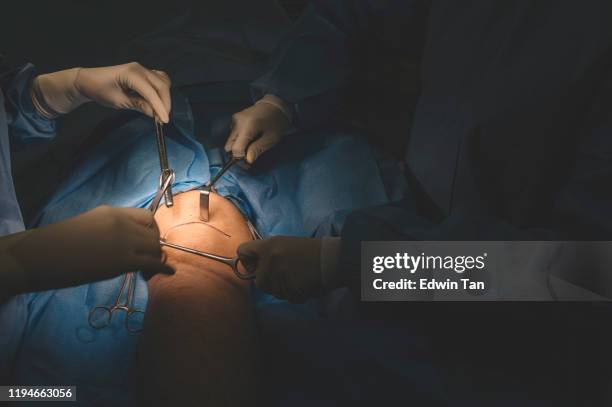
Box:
[140,265,257,406]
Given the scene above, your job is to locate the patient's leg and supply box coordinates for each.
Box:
[138,191,258,406]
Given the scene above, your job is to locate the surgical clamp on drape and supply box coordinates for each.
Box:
[87,166,175,333]
[87,120,177,332]
[88,271,144,333]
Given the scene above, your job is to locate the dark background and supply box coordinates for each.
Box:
[0,0,308,71]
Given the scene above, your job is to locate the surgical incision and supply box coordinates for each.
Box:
[162,220,232,241]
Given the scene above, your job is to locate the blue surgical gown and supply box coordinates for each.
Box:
[0,64,56,380]
[0,64,56,235]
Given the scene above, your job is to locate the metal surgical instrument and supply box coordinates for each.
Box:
[199,188,211,222]
[88,271,144,333]
[199,155,243,222]
[208,155,242,188]
[159,240,256,280]
[155,118,173,207]
[87,169,175,332]
[149,169,176,215]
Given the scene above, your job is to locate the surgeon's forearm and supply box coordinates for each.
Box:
[0,231,33,303]
[252,0,428,129]
[0,253,27,304]
[250,4,352,129]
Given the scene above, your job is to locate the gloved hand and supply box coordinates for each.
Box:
[32,62,171,122]
[9,205,173,293]
[224,96,291,164]
[237,236,324,303]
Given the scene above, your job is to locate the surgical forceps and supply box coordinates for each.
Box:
[199,155,243,222]
[155,118,173,207]
[87,171,175,332]
[159,240,255,280]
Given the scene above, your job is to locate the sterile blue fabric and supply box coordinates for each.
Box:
[7,94,206,406]
[7,90,397,405]
[0,63,56,382]
[0,63,56,236]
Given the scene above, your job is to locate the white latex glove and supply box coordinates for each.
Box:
[237,236,324,303]
[32,62,171,122]
[224,96,291,164]
[8,206,173,293]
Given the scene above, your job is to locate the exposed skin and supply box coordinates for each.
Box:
[138,191,258,406]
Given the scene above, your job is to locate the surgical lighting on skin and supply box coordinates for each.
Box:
[160,221,256,280]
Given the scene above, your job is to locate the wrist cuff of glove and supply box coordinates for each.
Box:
[256,94,293,124]
[31,76,59,119]
[31,68,90,118]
